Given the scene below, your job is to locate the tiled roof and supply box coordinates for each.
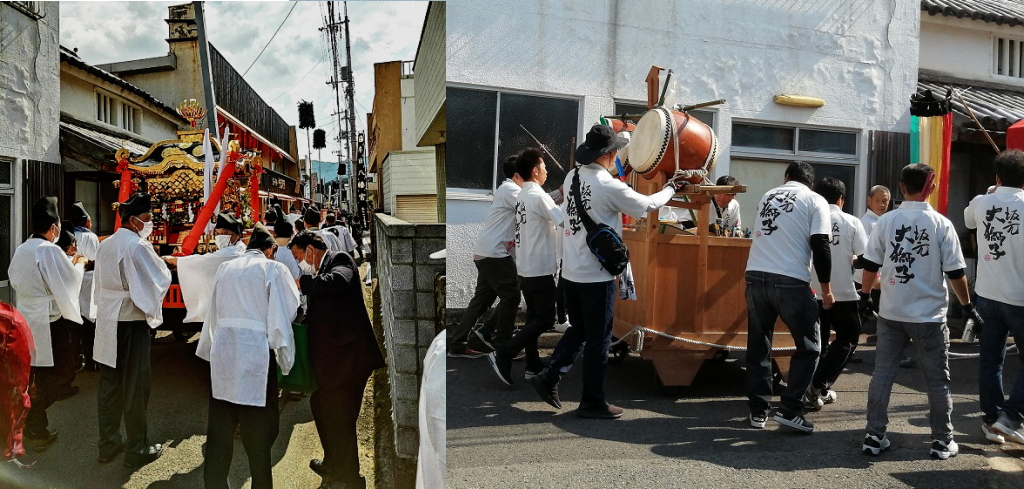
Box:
[922,0,1024,27]
[60,45,185,122]
[918,76,1024,130]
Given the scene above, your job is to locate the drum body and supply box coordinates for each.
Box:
[625,107,719,183]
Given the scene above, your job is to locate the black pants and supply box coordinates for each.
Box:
[500,275,555,371]
[310,374,370,485]
[555,262,568,324]
[78,318,96,364]
[449,256,520,352]
[97,320,152,458]
[204,353,279,489]
[744,272,821,416]
[812,300,862,391]
[26,319,76,435]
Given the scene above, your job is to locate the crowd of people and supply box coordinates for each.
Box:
[3,193,380,488]
[451,122,1024,461]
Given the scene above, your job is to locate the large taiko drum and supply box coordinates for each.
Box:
[624,107,719,183]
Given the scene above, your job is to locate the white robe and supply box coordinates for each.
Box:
[309,227,346,254]
[75,228,100,321]
[8,239,84,367]
[274,237,301,279]
[415,331,446,489]
[196,250,299,407]
[175,241,246,323]
[93,228,172,368]
[325,225,359,254]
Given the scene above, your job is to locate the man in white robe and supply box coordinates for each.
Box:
[162,213,246,324]
[303,207,347,254]
[197,223,299,489]
[93,193,171,468]
[323,212,359,255]
[71,201,100,371]
[7,197,85,452]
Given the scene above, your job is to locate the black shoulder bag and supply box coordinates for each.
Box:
[571,168,630,276]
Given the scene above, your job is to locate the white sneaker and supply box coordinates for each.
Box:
[554,321,571,333]
[930,439,958,460]
[982,422,1006,444]
[992,412,1024,445]
[821,389,838,405]
[862,433,890,456]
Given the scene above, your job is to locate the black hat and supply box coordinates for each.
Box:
[215,212,242,235]
[118,193,152,219]
[56,220,76,252]
[32,196,60,230]
[575,124,628,165]
[247,222,276,251]
[70,201,91,227]
[264,208,278,222]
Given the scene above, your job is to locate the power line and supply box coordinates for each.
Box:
[269,51,327,102]
[240,2,298,78]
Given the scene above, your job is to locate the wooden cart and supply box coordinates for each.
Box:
[612,176,796,387]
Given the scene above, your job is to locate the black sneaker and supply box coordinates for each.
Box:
[472,329,494,351]
[749,413,768,429]
[124,444,162,468]
[486,352,514,385]
[576,403,624,419]
[25,428,57,453]
[847,353,863,364]
[448,347,485,359]
[529,370,562,409]
[930,439,958,460]
[772,409,814,433]
[862,433,890,455]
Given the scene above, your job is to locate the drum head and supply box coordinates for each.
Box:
[624,109,671,175]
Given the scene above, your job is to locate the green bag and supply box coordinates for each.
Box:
[278,321,318,393]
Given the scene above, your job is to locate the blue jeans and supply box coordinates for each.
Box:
[744,271,821,415]
[544,279,615,408]
[976,295,1024,424]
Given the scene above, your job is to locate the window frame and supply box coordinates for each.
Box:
[992,34,1024,79]
[6,1,44,20]
[730,119,861,165]
[446,82,584,199]
[94,88,144,135]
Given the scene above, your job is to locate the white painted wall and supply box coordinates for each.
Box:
[60,67,180,143]
[445,0,921,308]
[919,14,1024,88]
[401,77,419,151]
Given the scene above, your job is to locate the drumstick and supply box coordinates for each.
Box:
[519,124,566,171]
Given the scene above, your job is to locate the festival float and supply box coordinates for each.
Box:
[608,66,796,389]
[111,99,264,336]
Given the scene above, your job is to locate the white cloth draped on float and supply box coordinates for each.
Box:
[196,251,299,407]
[93,228,172,368]
[8,239,84,367]
[415,331,446,489]
[176,241,246,323]
[75,228,100,321]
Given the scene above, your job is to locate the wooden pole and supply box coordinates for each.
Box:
[955,91,1001,153]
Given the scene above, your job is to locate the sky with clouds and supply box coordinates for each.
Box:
[60,1,429,178]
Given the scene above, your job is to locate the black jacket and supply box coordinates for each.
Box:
[299,251,385,389]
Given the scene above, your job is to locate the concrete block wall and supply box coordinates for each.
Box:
[373,213,445,459]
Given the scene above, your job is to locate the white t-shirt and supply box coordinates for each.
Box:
[745,181,831,283]
[964,187,1024,306]
[515,182,564,277]
[864,201,966,323]
[861,210,881,234]
[473,179,520,259]
[811,204,868,302]
[561,164,674,283]
[712,198,742,229]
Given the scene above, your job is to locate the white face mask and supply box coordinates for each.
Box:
[214,235,233,250]
[50,225,60,243]
[134,216,153,240]
[298,248,317,274]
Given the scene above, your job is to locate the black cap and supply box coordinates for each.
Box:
[215,212,242,235]
[56,220,76,252]
[118,193,152,219]
[70,201,90,227]
[32,196,60,230]
[264,208,278,222]
[247,222,276,251]
[575,124,628,165]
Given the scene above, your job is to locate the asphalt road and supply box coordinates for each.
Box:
[0,332,330,489]
[448,332,1024,488]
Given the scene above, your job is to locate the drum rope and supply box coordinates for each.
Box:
[609,325,1014,360]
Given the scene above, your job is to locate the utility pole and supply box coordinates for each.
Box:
[321,2,348,212]
[342,1,366,230]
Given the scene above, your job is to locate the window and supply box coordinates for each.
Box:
[0,158,11,187]
[994,36,1024,78]
[96,92,113,125]
[730,122,861,224]
[7,1,44,19]
[447,86,580,193]
[121,103,139,133]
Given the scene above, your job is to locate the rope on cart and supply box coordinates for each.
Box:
[612,325,797,353]
[611,326,1018,359]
